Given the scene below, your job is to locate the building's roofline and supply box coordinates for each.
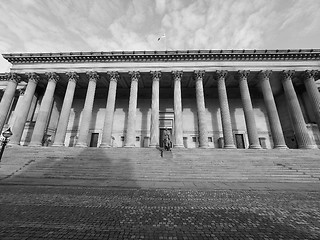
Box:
[2,49,320,64]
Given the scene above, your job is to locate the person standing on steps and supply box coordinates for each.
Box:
[163,128,171,151]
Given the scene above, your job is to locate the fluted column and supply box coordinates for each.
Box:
[172,71,184,148]
[259,71,287,149]
[100,71,119,148]
[217,70,236,149]
[52,72,78,147]
[149,71,161,147]
[75,72,98,147]
[194,70,208,148]
[124,71,140,147]
[238,70,261,149]
[29,72,59,146]
[303,70,320,131]
[10,73,39,145]
[282,70,316,149]
[0,73,20,131]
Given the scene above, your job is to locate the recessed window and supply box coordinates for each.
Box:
[208,137,213,142]
[121,136,124,141]
[192,137,197,142]
[136,136,140,141]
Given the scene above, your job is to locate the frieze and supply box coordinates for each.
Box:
[3,49,320,64]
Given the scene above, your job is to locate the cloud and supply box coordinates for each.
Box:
[0,0,320,72]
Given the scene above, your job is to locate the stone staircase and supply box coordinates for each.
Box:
[0,146,319,186]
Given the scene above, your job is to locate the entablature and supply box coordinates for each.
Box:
[3,49,320,65]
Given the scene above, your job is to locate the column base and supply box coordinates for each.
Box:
[51,143,65,147]
[298,145,318,149]
[199,145,209,149]
[99,144,111,148]
[249,144,262,149]
[124,145,135,148]
[224,145,237,149]
[75,143,88,147]
[273,145,288,150]
[28,143,42,147]
[149,144,159,148]
[173,144,184,148]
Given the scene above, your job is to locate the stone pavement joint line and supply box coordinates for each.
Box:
[0,186,320,239]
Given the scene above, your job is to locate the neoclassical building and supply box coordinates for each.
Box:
[0,49,319,149]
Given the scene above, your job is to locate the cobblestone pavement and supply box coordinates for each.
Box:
[0,185,320,240]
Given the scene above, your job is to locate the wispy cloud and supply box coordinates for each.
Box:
[0,0,319,71]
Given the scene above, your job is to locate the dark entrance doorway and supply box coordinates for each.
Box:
[90,133,99,147]
[159,128,172,148]
[235,134,245,149]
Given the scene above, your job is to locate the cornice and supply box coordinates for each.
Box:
[2,49,320,64]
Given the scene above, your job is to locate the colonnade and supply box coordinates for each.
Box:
[0,70,319,149]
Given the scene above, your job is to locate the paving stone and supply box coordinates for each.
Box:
[0,185,319,239]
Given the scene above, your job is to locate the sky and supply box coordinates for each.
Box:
[0,0,320,72]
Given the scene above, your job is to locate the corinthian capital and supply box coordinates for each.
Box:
[150,71,161,80]
[18,88,26,96]
[6,73,21,83]
[172,71,183,80]
[129,71,140,82]
[107,71,120,82]
[259,70,272,79]
[303,70,318,80]
[66,72,79,83]
[282,70,295,79]
[86,71,99,82]
[216,70,228,79]
[27,72,39,84]
[237,70,250,80]
[194,70,205,80]
[45,72,59,83]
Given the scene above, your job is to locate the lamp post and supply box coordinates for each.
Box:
[0,128,13,162]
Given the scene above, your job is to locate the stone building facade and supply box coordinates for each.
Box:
[0,49,319,149]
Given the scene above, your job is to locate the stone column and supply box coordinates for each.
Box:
[124,71,140,147]
[172,71,184,148]
[52,72,78,147]
[282,70,316,149]
[9,88,25,126]
[303,70,320,131]
[10,73,39,145]
[0,73,20,131]
[100,71,119,148]
[149,71,161,148]
[194,70,208,148]
[259,71,287,149]
[29,72,59,146]
[238,70,261,149]
[75,72,98,147]
[217,70,236,149]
